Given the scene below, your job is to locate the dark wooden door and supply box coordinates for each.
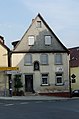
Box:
[25,75,33,92]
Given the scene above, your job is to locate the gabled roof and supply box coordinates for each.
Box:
[0,40,10,51]
[12,13,69,54]
[37,14,69,53]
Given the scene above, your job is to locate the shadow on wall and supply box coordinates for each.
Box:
[11,29,68,94]
[12,28,66,69]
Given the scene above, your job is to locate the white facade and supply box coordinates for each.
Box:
[11,14,69,94]
[0,38,9,96]
[12,52,69,93]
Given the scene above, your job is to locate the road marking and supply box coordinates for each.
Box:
[20,102,29,105]
[5,104,14,106]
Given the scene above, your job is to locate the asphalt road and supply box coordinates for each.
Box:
[0,99,79,119]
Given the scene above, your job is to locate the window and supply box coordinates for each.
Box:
[40,54,48,64]
[24,54,32,65]
[45,36,51,45]
[37,21,41,28]
[55,54,62,64]
[55,73,63,85]
[34,61,40,71]
[41,74,48,85]
[28,36,34,45]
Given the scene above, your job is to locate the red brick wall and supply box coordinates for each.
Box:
[39,92,70,97]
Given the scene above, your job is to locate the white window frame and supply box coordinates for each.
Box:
[24,54,32,65]
[45,35,51,45]
[41,74,49,85]
[55,73,63,85]
[40,54,48,65]
[55,53,62,64]
[28,36,34,45]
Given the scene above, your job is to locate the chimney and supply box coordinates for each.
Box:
[32,19,34,23]
[0,36,4,44]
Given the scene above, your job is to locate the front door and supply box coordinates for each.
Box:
[25,75,33,92]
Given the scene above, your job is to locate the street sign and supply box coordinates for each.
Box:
[71,74,76,79]
[0,67,19,71]
[6,70,21,74]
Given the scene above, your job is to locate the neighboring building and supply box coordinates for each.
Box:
[11,14,69,96]
[69,47,79,91]
[0,36,10,96]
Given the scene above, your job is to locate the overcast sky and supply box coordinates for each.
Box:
[0,0,79,49]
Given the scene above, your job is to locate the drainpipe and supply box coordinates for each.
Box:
[69,60,72,98]
[8,50,12,97]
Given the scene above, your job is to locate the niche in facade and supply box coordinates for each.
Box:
[34,61,40,71]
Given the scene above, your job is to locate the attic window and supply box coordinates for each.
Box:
[45,36,51,45]
[37,21,41,28]
[28,36,34,45]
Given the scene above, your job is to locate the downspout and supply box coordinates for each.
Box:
[8,50,12,96]
[69,60,72,98]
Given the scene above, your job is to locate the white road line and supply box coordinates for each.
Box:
[20,102,29,105]
[5,104,14,106]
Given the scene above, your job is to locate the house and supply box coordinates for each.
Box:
[0,36,10,96]
[11,14,70,97]
[69,47,79,91]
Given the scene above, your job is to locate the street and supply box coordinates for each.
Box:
[0,99,79,119]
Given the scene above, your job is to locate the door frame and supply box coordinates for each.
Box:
[25,74,33,92]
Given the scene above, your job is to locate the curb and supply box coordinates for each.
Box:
[0,96,71,101]
[0,96,78,101]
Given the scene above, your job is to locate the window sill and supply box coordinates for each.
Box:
[40,64,49,65]
[55,63,63,65]
[41,84,50,86]
[28,45,34,46]
[24,64,32,66]
[55,83,64,86]
[45,44,51,46]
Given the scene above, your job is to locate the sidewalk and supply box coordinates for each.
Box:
[0,95,71,101]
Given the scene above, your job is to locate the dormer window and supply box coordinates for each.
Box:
[45,36,51,45]
[28,36,34,45]
[37,21,41,28]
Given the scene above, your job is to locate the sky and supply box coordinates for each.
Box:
[0,0,79,49]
